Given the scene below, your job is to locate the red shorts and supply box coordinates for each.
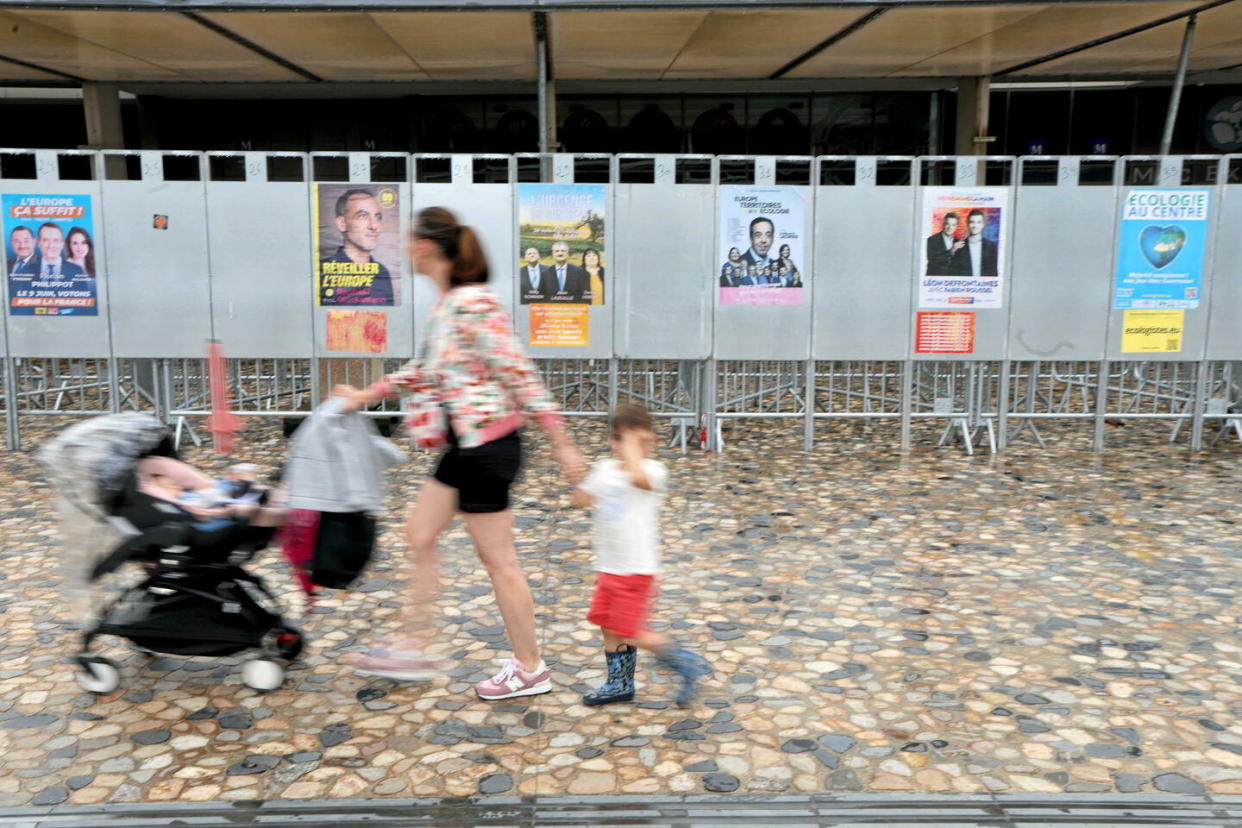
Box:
[587,573,656,638]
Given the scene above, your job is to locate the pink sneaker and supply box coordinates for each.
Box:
[346,645,447,682]
[475,657,552,700]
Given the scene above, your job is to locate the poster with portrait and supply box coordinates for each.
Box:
[313,183,402,307]
[1112,189,1209,310]
[517,183,607,307]
[3,194,98,316]
[919,188,1007,309]
[717,187,805,306]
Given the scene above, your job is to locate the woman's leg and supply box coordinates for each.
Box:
[463,509,541,672]
[399,477,459,647]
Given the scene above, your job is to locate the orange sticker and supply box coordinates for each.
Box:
[915,311,975,354]
[529,304,589,347]
[326,310,387,353]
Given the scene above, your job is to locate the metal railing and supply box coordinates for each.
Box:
[6,356,1241,454]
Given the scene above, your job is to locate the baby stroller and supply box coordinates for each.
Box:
[38,413,305,694]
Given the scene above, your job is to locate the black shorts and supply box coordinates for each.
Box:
[433,429,522,513]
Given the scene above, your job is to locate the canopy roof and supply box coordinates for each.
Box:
[0,0,1237,86]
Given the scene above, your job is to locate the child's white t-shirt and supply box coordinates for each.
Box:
[580,458,667,575]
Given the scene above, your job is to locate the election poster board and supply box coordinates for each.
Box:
[3,194,98,316]
[717,186,805,306]
[1113,189,1209,310]
[919,188,1007,309]
[313,183,402,307]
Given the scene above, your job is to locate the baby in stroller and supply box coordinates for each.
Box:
[139,456,285,535]
[38,413,305,695]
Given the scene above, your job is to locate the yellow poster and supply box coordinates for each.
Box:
[529,305,589,347]
[326,310,387,353]
[1121,310,1184,353]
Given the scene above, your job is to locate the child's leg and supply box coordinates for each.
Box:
[630,622,710,709]
[625,628,668,653]
[583,625,639,706]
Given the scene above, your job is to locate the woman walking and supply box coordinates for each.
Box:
[337,207,585,700]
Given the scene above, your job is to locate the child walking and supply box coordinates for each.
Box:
[572,404,710,708]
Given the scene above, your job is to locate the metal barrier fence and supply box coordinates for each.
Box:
[1,150,1240,454]
[3,356,1240,454]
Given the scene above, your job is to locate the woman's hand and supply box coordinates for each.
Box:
[554,442,587,487]
[333,384,372,413]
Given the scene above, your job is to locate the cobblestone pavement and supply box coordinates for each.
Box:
[2,417,1242,807]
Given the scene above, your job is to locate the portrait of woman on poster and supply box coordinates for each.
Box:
[66,227,95,278]
[778,244,800,287]
[720,263,737,287]
[582,248,604,305]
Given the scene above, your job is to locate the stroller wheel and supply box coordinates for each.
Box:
[242,659,284,693]
[274,629,304,661]
[76,656,121,695]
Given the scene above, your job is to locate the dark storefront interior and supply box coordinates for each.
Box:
[1,83,1239,158]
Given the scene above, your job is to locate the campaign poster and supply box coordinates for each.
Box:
[314,183,401,307]
[529,305,589,347]
[1112,189,1209,310]
[915,311,975,354]
[1121,310,1184,353]
[919,188,1006,309]
[3,194,98,316]
[717,186,805,306]
[518,183,607,307]
[325,310,387,353]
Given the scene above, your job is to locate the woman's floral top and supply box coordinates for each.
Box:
[369,284,561,449]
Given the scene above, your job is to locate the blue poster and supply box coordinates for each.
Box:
[3,193,98,316]
[1112,189,1209,310]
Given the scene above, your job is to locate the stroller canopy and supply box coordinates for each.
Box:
[38,413,177,618]
[38,412,174,518]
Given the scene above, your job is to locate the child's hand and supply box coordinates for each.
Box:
[618,430,645,462]
[555,443,587,487]
[618,431,653,490]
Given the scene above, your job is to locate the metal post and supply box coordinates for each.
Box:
[107,359,121,414]
[608,358,619,413]
[310,355,321,405]
[997,359,1010,451]
[1093,359,1109,451]
[899,359,913,451]
[161,358,174,424]
[804,358,815,451]
[710,357,720,449]
[535,13,554,157]
[1190,360,1209,450]
[1159,14,1197,157]
[4,357,19,451]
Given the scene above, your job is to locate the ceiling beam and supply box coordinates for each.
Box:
[769,8,885,79]
[182,11,322,81]
[0,0,1206,9]
[0,52,84,82]
[994,0,1235,76]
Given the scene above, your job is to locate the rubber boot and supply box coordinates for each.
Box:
[583,644,637,706]
[655,643,711,708]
